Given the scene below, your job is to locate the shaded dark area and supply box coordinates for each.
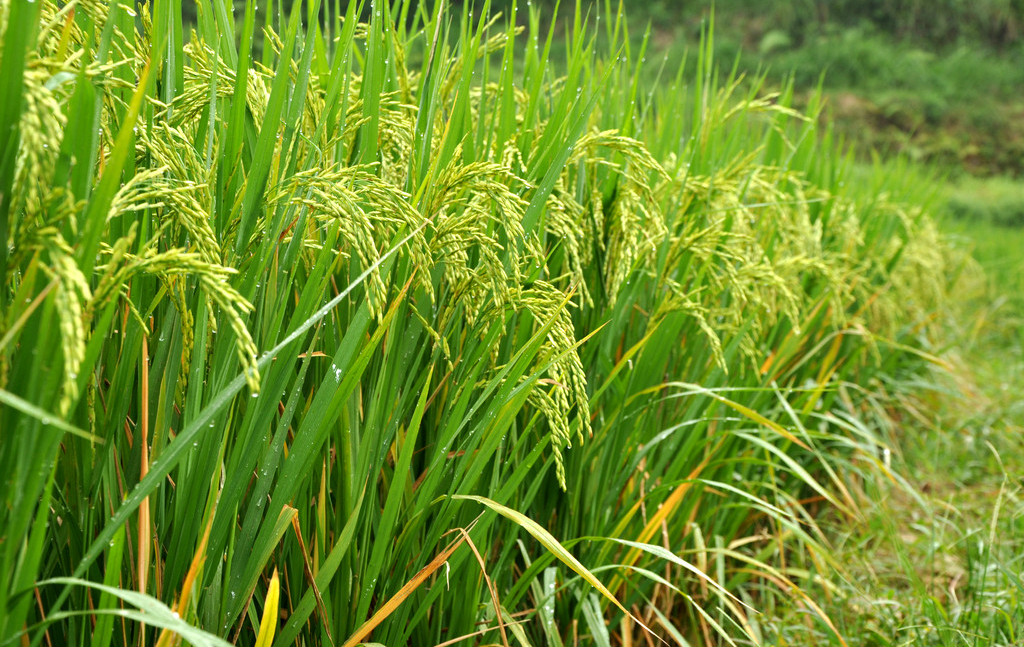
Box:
[485,0,1024,50]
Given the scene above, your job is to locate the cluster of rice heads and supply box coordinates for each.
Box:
[0,0,952,645]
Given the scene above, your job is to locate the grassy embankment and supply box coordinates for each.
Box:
[0,0,994,645]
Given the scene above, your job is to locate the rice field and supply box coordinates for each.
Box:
[0,1,966,645]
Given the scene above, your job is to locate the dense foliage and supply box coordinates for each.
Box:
[487,0,1024,49]
[0,0,957,645]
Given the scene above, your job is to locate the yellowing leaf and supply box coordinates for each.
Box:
[255,568,280,647]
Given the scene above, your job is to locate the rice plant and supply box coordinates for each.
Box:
[0,0,955,645]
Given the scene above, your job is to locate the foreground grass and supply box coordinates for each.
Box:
[769,426,1024,647]
[0,1,962,645]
